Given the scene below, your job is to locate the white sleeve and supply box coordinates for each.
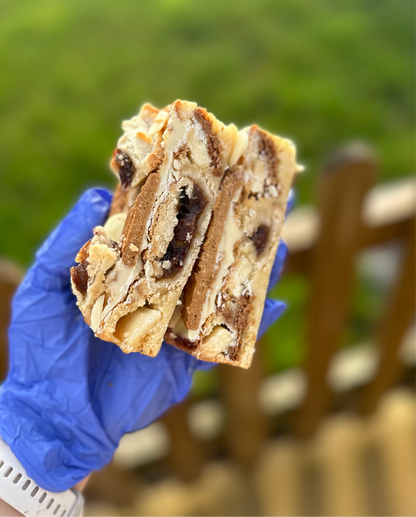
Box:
[0,437,84,516]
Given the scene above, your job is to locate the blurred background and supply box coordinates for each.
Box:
[0,0,415,515]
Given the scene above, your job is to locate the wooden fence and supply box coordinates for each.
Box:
[0,143,415,483]
[160,143,416,477]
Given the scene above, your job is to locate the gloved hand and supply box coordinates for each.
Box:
[0,188,288,492]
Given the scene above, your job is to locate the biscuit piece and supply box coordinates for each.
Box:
[165,126,300,368]
[71,100,238,356]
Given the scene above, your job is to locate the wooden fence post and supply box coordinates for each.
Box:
[219,343,268,469]
[295,144,378,438]
[253,439,303,517]
[162,398,206,481]
[370,391,416,516]
[0,260,23,380]
[316,415,370,516]
[359,217,416,415]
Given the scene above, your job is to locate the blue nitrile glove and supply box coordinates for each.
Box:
[0,188,288,492]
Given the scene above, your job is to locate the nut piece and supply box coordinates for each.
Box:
[148,110,169,137]
[136,131,152,143]
[115,307,162,349]
[104,213,127,242]
[229,130,249,167]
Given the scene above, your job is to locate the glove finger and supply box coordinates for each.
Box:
[257,298,286,340]
[35,188,112,279]
[267,240,287,292]
[125,344,197,431]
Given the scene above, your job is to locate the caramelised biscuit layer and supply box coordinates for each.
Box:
[165,126,300,368]
[120,172,160,267]
[71,100,242,357]
[181,170,243,331]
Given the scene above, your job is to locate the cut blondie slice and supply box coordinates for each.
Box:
[165,125,300,368]
[71,100,239,356]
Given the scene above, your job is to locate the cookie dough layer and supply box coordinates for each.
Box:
[71,100,239,356]
[165,126,300,368]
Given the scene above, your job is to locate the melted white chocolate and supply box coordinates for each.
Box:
[187,126,210,167]
[171,317,200,342]
[91,294,105,332]
[199,205,243,327]
[104,258,143,315]
[154,108,189,199]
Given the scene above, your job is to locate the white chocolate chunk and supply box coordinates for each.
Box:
[199,326,233,359]
[115,307,161,347]
[91,294,105,332]
[164,110,187,154]
[104,213,127,242]
[187,126,210,167]
[251,159,266,193]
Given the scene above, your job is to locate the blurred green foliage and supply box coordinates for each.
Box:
[0,0,414,376]
[0,0,414,265]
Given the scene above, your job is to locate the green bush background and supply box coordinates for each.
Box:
[0,0,414,378]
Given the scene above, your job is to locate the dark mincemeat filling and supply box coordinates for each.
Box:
[114,149,135,188]
[250,225,269,256]
[161,185,206,278]
[71,261,89,295]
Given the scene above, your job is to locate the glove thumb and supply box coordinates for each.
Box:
[35,189,112,280]
[268,240,288,292]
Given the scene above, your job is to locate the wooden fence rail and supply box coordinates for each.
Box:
[159,144,415,475]
[359,217,415,415]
